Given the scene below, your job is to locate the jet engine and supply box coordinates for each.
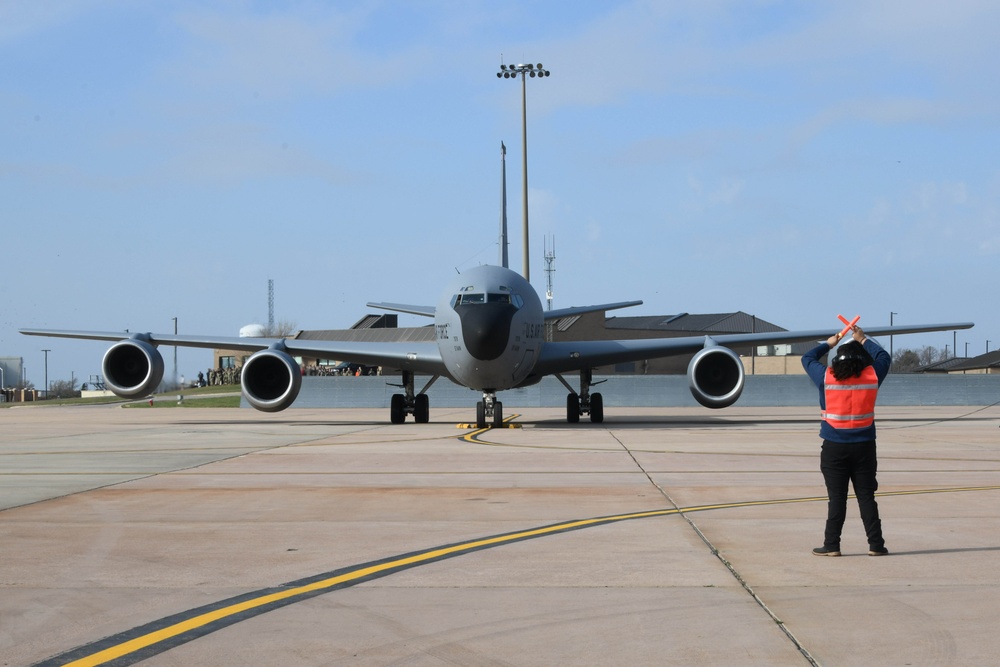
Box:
[102,338,165,398]
[241,348,302,412]
[687,345,745,409]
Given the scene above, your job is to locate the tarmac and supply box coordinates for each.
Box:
[1,402,999,666]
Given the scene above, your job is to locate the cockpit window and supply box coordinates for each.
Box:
[456,293,485,305]
[452,292,523,309]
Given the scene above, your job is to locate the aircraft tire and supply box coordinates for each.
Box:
[590,392,604,423]
[414,394,430,423]
[493,401,503,428]
[390,394,406,424]
[476,401,487,429]
[566,394,580,424]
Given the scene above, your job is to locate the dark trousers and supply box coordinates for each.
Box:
[820,439,884,550]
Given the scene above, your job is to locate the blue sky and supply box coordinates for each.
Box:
[3,0,998,387]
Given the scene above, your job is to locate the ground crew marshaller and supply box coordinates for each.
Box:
[801,324,891,557]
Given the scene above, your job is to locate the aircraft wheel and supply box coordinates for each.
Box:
[566,394,580,424]
[493,401,504,428]
[390,394,406,424]
[590,392,604,423]
[476,401,487,429]
[414,394,430,424]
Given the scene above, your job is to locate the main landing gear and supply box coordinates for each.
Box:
[388,371,438,424]
[475,390,504,429]
[556,369,605,424]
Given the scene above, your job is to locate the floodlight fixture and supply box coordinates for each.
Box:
[494,59,551,282]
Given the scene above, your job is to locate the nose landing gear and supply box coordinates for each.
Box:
[475,390,504,429]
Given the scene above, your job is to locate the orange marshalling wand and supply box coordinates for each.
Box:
[837,314,861,338]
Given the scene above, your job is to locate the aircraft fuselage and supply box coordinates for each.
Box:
[434,265,544,391]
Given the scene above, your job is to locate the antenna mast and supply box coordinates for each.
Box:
[267,278,275,331]
[544,235,556,311]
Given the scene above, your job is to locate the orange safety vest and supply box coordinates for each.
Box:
[823,366,878,429]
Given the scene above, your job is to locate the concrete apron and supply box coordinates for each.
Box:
[1,404,998,666]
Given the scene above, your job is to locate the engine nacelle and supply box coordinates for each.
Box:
[102,338,165,398]
[687,345,745,409]
[241,348,302,412]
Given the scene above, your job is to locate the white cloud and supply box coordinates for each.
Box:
[165,5,430,100]
[684,174,744,213]
[0,0,106,43]
[976,235,1000,255]
[787,98,968,156]
[910,181,970,213]
[585,221,601,243]
[150,123,361,187]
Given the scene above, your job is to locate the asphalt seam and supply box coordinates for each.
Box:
[606,428,820,667]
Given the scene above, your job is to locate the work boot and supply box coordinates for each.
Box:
[812,546,841,557]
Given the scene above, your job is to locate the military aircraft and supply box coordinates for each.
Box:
[20,266,973,427]
[19,144,974,427]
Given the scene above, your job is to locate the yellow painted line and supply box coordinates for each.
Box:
[53,512,675,666]
[457,413,523,440]
[41,483,1000,666]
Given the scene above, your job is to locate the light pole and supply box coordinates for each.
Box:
[889,312,897,361]
[171,317,178,389]
[42,349,50,399]
[497,61,550,282]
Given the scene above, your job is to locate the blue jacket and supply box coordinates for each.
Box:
[801,338,891,443]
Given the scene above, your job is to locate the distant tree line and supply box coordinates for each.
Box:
[891,346,951,373]
[262,320,298,338]
[47,378,80,399]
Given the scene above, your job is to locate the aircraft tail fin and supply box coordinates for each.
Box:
[499,141,509,269]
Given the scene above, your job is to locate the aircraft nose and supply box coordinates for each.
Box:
[456,303,516,361]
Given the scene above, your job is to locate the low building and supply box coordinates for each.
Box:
[937,351,1000,375]
[553,310,806,374]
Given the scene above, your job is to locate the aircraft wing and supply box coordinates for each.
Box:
[544,301,643,321]
[19,329,446,375]
[532,321,975,375]
[366,302,436,317]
